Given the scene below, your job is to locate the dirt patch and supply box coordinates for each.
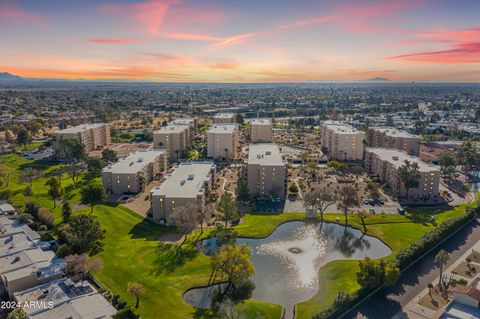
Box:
[419,286,449,310]
[452,261,480,279]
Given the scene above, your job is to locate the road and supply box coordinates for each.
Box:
[343,217,480,319]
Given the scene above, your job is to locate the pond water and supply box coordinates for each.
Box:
[188,221,391,310]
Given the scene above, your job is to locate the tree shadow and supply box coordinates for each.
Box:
[192,308,218,319]
[128,218,176,242]
[151,242,198,274]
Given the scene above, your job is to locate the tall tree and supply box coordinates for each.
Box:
[85,157,106,177]
[210,244,255,293]
[169,202,199,250]
[45,176,64,208]
[303,188,336,222]
[435,250,450,291]
[398,160,421,199]
[236,179,249,202]
[65,254,103,282]
[127,282,146,309]
[65,164,82,186]
[0,164,14,187]
[336,185,360,225]
[101,149,118,163]
[16,127,32,150]
[217,192,239,227]
[438,151,457,181]
[80,182,106,214]
[59,214,106,256]
[62,201,72,222]
[19,167,41,191]
[357,209,370,233]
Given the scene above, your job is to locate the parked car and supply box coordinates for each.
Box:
[369,208,376,214]
[363,199,370,205]
[397,208,406,215]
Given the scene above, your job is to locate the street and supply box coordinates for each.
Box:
[343,217,480,319]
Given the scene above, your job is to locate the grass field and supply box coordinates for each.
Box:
[0,152,477,319]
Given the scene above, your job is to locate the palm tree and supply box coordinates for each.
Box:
[337,185,360,225]
[435,250,450,291]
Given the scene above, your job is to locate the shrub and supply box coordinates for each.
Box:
[16,213,33,224]
[23,185,33,196]
[113,306,139,319]
[56,244,73,258]
[24,201,40,218]
[40,230,54,241]
[38,208,55,228]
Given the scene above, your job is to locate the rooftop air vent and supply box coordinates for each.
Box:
[392,156,399,161]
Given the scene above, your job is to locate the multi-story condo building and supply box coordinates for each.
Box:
[171,117,197,141]
[250,118,273,143]
[150,162,215,224]
[368,127,420,156]
[207,124,239,160]
[214,113,236,124]
[102,150,166,195]
[153,125,191,161]
[52,123,110,151]
[246,144,288,199]
[365,147,440,199]
[320,121,365,161]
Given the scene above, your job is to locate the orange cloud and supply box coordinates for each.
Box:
[163,33,222,42]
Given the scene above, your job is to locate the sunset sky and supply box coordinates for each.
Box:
[1,0,480,82]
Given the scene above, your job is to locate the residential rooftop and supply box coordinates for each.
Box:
[250,118,272,125]
[154,124,190,134]
[323,122,362,134]
[207,124,237,134]
[53,123,107,134]
[372,126,420,138]
[171,117,195,126]
[366,147,439,172]
[151,162,215,198]
[102,150,164,174]
[214,113,235,119]
[248,143,286,166]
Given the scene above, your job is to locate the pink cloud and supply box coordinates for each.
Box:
[86,38,141,44]
[0,1,42,22]
[387,42,480,64]
[164,33,222,42]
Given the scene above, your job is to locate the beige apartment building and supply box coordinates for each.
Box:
[153,118,196,161]
[365,147,440,199]
[250,118,273,142]
[52,123,111,151]
[171,117,197,141]
[102,150,166,195]
[207,124,239,160]
[246,144,288,199]
[150,162,215,224]
[320,121,365,161]
[368,127,420,156]
[214,113,236,124]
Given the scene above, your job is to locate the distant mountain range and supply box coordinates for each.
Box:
[0,72,23,81]
[364,77,391,82]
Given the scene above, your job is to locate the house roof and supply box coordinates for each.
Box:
[449,284,480,301]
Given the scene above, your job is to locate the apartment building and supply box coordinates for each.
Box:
[150,162,215,224]
[207,124,239,160]
[368,127,420,156]
[153,125,191,161]
[246,144,288,199]
[214,113,236,124]
[14,279,116,319]
[365,147,440,199]
[320,121,365,161]
[102,150,166,195]
[52,123,110,151]
[171,117,197,141]
[250,118,273,142]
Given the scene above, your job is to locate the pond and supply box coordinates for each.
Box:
[187,221,391,311]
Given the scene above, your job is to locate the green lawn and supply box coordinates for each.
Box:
[0,153,477,319]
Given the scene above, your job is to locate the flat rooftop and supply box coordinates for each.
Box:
[250,118,271,125]
[214,113,235,119]
[372,126,419,138]
[366,147,439,172]
[208,124,237,134]
[324,122,362,134]
[248,143,286,166]
[151,162,215,198]
[53,123,107,134]
[154,124,190,134]
[102,150,164,174]
[171,118,195,126]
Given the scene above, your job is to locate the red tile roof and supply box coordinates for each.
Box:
[449,284,480,302]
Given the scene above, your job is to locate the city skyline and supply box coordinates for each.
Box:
[1,0,480,82]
